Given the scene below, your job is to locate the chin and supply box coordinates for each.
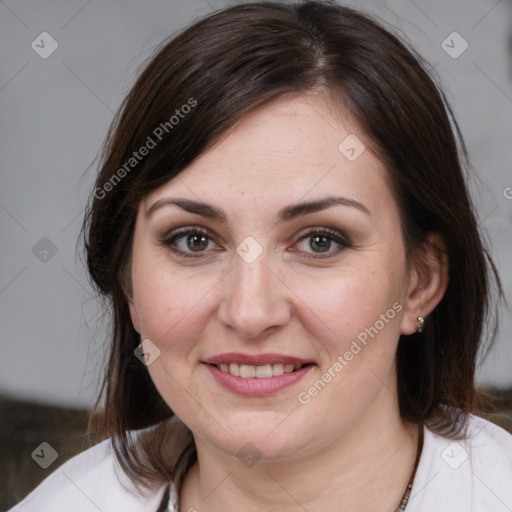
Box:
[201,409,313,461]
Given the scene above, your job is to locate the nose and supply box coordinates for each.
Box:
[217,250,291,340]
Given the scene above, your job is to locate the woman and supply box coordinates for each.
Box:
[10,1,512,511]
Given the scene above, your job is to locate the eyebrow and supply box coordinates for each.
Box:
[146,195,371,223]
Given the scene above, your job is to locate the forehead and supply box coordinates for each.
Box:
[142,94,394,219]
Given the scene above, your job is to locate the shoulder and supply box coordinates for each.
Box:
[407,413,512,512]
[8,431,168,512]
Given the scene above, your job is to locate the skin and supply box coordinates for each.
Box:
[128,93,448,512]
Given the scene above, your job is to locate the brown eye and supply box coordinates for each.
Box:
[310,235,331,253]
[186,233,209,251]
[294,228,352,258]
[159,227,217,258]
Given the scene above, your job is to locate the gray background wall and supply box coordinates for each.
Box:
[1,0,511,409]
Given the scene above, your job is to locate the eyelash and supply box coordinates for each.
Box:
[157,226,352,260]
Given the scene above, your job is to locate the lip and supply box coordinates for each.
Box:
[202,353,316,397]
[203,352,314,367]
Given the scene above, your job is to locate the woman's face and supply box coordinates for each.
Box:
[128,94,417,461]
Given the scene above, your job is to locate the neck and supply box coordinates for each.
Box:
[180,394,420,512]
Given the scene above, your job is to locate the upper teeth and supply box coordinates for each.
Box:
[218,363,299,378]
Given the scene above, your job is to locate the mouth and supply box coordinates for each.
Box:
[209,362,312,379]
[201,353,316,395]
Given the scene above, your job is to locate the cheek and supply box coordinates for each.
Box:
[289,265,405,421]
[132,265,215,410]
[289,258,405,351]
[132,257,217,351]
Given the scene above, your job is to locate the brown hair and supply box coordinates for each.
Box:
[81,0,503,491]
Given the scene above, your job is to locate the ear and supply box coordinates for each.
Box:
[129,299,141,334]
[120,257,141,333]
[400,232,449,335]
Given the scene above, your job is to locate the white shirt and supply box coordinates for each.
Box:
[8,413,512,512]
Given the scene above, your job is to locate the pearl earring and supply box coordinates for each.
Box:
[417,316,425,333]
